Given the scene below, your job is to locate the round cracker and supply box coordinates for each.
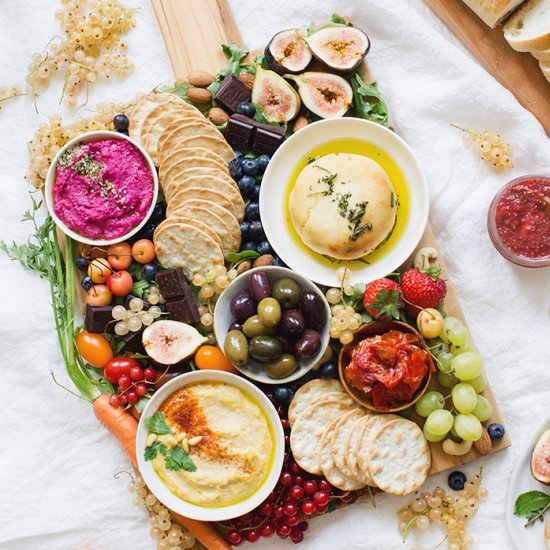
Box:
[319,418,366,491]
[330,409,366,478]
[160,145,228,181]
[368,418,431,496]
[290,399,355,475]
[158,119,210,162]
[154,216,223,251]
[176,134,234,164]
[160,152,229,192]
[288,379,344,427]
[169,186,243,223]
[309,391,357,409]
[170,200,240,253]
[154,221,224,278]
[344,414,372,479]
[163,166,237,203]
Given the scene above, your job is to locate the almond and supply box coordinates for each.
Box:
[187,70,215,87]
[236,260,252,275]
[209,107,229,126]
[253,254,274,267]
[186,87,212,105]
[293,115,309,133]
[239,72,255,91]
[474,428,492,455]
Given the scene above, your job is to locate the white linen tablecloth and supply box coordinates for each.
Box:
[1,1,549,549]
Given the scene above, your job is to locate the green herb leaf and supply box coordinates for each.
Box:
[144,440,168,461]
[224,250,260,265]
[350,75,392,129]
[331,13,350,25]
[134,395,150,414]
[514,491,550,517]
[328,499,337,513]
[164,446,197,472]
[146,412,173,435]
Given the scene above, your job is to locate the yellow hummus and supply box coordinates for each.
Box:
[152,382,274,507]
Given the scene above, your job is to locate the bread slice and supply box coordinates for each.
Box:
[532,46,550,62]
[504,0,550,52]
[461,0,526,28]
[540,61,550,83]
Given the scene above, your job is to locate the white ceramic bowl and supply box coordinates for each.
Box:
[213,266,331,384]
[45,130,159,246]
[136,370,285,521]
[259,118,429,286]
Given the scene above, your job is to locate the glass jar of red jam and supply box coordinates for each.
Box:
[487,175,550,268]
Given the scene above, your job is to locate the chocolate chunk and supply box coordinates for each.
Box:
[120,328,145,353]
[225,114,255,151]
[165,297,200,324]
[85,304,115,334]
[155,268,188,300]
[253,122,285,156]
[214,75,252,113]
[123,294,151,311]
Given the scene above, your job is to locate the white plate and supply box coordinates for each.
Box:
[136,370,285,521]
[506,412,550,550]
[259,118,429,287]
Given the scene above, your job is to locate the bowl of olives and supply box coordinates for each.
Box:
[214,266,331,384]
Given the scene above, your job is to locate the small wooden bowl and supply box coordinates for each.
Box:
[338,320,433,413]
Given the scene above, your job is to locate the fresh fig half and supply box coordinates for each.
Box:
[285,72,352,118]
[142,320,206,365]
[305,26,370,73]
[531,429,550,485]
[265,29,313,75]
[252,66,301,123]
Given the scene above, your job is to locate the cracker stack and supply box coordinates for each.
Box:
[289,379,431,496]
[129,92,245,278]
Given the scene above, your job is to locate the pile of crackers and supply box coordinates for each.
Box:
[289,379,431,496]
[129,92,244,278]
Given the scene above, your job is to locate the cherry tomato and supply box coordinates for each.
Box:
[75,331,114,368]
[104,357,142,383]
[87,257,112,283]
[132,239,156,264]
[107,242,133,270]
[195,345,239,373]
[106,270,133,297]
[86,284,112,306]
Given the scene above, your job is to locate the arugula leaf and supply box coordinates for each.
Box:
[155,81,206,109]
[514,491,550,517]
[164,445,197,472]
[144,440,168,461]
[146,412,173,435]
[331,13,350,26]
[350,75,392,130]
[224,250,260,265]
[207,43,250,97]
[253,103,271,124]
[306,13,350,35]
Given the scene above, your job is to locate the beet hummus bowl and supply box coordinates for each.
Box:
[45,130,158,246]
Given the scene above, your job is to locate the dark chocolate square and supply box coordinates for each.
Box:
[214,75,252,113]
[155,268,188,301]
[120,327,145,353]
[85,304,115,334]
[165,297,200,324]
[225,114,255,151]
[252,123,285,156]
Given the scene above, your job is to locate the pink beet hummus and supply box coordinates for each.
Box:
[53,138,154,240]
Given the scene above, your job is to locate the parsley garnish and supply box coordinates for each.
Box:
[146,412,173,435]
[144,440,168,461]
[164,446,197,472]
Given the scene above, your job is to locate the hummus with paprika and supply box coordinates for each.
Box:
[151,382,274,507]
[53,138,154,240]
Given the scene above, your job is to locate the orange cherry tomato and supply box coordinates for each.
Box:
[75,330,114,368]
[88,257,112,283]
[195,345,239,373]
[132,239,156,264]
[107,242,133,270]
[86,284,113,306]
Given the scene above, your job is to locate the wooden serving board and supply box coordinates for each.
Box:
[424,0,550,136]
[151,0,510,476]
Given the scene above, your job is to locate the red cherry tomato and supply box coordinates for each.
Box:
[107,242,133,270]
[75,331,113,368]
[132,239,156,264]
[104,357,142,383]
[195,345,239,373]
[87,257,112,283]
[86,284,113,306]
[106,270,133,297]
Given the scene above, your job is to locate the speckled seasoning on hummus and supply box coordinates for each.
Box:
[152,382,274,507]
[53,138,154,240]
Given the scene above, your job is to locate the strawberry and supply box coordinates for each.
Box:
[362,278,404,321]
[401,266,447,318]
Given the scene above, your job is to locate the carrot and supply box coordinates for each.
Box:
[92,395,230,550]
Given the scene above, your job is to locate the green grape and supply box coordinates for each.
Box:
[469,372,487,393]
[425,409,453,436]
[450,424,460,439]
[437,370,457,388]
[431,339,449,357]
[437,352,454,372]
[448,325,469,347]
[450,340,478,356]
[423,424,446,442]
[415,391,445,417]
[451,383,477,414]
[473,394,493,422]
[453,413,483,441]
[444,317,463,331]
[452,352,484,380]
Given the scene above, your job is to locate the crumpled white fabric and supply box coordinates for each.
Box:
[1,1,549,549]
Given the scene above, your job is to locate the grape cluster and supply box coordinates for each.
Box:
[111,298,163,336]
[192,265,238,305]
[128,475,196,550]
[454,126,513,173]
[415,317,493,449]
[398,470,488,550]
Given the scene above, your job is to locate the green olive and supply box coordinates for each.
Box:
[243,315,276,338]
[272,277,301,309]
[224,330,249,366]
[257,297,282,328]
[249,335,283,363]
[265,354,298,378]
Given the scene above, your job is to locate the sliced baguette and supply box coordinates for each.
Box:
[504,0,550,52]
[461,0,526,29]
[532,46,550,62]
[540,61,550,83]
